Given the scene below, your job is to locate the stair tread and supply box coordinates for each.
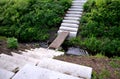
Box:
[37,58,92,79]
[12,64,82,79]
[0,68,15,79]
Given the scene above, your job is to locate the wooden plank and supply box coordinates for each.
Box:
[48,32,69,49]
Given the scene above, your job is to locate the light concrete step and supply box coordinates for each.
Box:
[67,11,82,14]
[71,6,83,9]
[0,54,36,68]
[66,14,82,17]
[61,23,79,28]
[22,48,64,57]
[12,52,39,64]
[12,64,83,79]
[58,30,77,38]
[60,26,78,32]
[37,58,92,79]
[64,17,80,20]
[0,59,18,71]
[72,1,86,3]
[0,68,15,79]
[63,20,80,24]
[20,48,64,59]
[72,3,83,6]
[69,8,83,11]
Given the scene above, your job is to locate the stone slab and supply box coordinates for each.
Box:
[66,47,89,56]
[61,23,79,28]
[12,52,39,64]
[0,54,35,66]
[58,30,77,38]
[71,6,83,9]
[69,8,83,11]
[63,20,79,24]
[66,14,82,17]
[64,17,80,20]
[0,59,18,71]
[38,58,92,79]
[67,11,82,14]
[60,26,78,32]
[0,68,15,79]
[22,48,64,57]
[12,64,82,79]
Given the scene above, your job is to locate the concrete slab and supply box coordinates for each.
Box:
[67,11,83,14]
[38,58,92,79]
[60,26,78,32]
[66,14,82,17]
[23,47,64,56]
[69,8,83,11]
[72,3,84,6]
[0,54,35,67]
[63,20,79,24]
[12,64,83,79]
[64,17,80,20]
[0,59,18,71]
[58,30,77,38]
[61,23,79,28]
[12,52,39,64]
[0,68,15,79]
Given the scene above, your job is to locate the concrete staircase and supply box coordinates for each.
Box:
[58,0,87,39]
[0,0,92,79]
[0,47,92,79]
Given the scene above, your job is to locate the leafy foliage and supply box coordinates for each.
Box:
[0,0,72,42]
[68,0,120,57]
[7,37,18,49]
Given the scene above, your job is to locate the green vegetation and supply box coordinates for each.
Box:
[66,0,120,57]
[92,69,110,79]
[0,0,72,42]
[7,37,18,49]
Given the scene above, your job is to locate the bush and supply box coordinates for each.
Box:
[73,0,120,57]
[0,0,72,42]
[7,37,18,49]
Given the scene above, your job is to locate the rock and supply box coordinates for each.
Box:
[66,47,88,56]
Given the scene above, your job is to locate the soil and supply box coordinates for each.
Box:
[0,37,120,79]
[55,55,120,79]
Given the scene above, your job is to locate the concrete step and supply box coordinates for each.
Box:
[63,20,79,24]
[67,11,82,14]
[60,26,78,32]
[12,52,39,64]
[71,6,83,9]
[37,58,92,79]
[58,30,77,38]
[20,48,64,59]
[12,64,83,79]
[0,68,15,79]
[0,54,36,68]
[72,1,86,3]
[66,14,82,17]
[72,3,84,6]
[69,8,83,11]
[64,17,80,20]
[61,23,79,28]
[0,59,18,71]
[22,48,64,57]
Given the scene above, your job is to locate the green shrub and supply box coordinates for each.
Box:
[75,0,120,57]
[7,37,18,49]
[0,0,72,42]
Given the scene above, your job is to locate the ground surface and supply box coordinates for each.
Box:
[0,39,120,79]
